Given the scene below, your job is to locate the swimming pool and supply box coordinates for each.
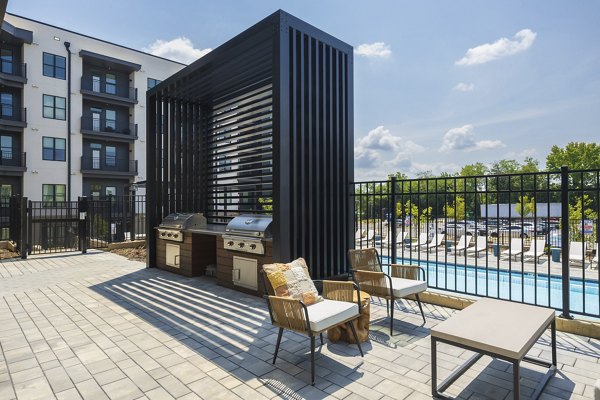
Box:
[382,257,600,317]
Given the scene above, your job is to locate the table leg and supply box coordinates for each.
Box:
[431,337,437,396]
[551,319,557,367]
[513,360,520,400]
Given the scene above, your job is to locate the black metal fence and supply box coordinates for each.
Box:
[353,167,600,318]
[0,195,146,256]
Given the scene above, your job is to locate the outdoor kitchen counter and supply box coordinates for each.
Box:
[185,224,227,235]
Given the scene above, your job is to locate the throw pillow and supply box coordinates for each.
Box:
[263,258,322,305]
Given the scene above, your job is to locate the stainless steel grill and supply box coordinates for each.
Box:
[223,214,272,254]
[157,213,207,242]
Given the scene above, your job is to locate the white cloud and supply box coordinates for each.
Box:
[354,126,425,179]
[355,42,392,58]
[439,124,505,152]
[143,37,212,64]
[453,82,475,92]
[456,29,537,66]
[504,148,538,159]
[356,126,424,153]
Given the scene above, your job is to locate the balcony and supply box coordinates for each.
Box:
[0,61,27,86]
[0,151,26,174]
[80,77,138,106]
[81,156,138,177]
[80,117,138,142]
[0,105,27,130]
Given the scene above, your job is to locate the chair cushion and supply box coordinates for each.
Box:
[306,299,359,332]
[263,258,322,305]
[389,277,427,298]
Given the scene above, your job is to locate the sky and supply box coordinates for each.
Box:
[7,1,600,180]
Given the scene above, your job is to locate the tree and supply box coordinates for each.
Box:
[516,195,536,217]
[546,142,600,171]
[460,163,489,177]
[443,196,466,220]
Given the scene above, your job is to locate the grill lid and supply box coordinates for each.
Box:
[225,214,273,238]
[159,213,207,230]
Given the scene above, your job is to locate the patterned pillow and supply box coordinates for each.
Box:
[263,258,322,305]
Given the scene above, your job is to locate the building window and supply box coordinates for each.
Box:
[1,49,13,74]
[105,186,117,197]
[43,94,66,120]
[106,146,116,167]
[90,184,101,199]
[105,110,116,131]
[147,78,161,89]
[42,184,66,205]
[42,52,66,79]
[42,137,66,161]
[106,73,116,95]
[0,184,12,197]
[1,93,13,118]
[92,75,101,92]
[1,135,12,160]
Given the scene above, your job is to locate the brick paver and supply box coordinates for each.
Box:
[0,250,598,399]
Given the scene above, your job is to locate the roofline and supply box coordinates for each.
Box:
[5,12,187,66]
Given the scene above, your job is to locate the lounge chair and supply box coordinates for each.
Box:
[523,239,546,263]
[466,236,488,257]
[355,229,366,241]
[261,258,364,385]
[381,230,408,247]
[348,248,427,335]
[408,232,429,250]
[501,238,524,261]
[356,229,375,247]
[454,234,473,255]
[569,241,586,266]
[422,233,445,253]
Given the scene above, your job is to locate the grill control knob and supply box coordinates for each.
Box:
[250,244,257,250]
[227,241,234,246]
[173,234,179,239]
[238,242,245,248]
[167,233,172,238]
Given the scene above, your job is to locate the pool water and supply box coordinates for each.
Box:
[383,257,600,317]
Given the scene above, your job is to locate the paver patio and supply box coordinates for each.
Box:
[0,250,598,399]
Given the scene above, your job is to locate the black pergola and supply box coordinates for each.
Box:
[147,10,354,278]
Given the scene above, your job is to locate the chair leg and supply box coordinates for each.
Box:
[386,299,389,316]
[273,327,283,364]
[415,293,426,324]
[347,321,364,357]
[310,335,316,385]
[390,299,395,336]
[320,332,324,345]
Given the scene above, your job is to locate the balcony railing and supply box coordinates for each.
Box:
[80,117,137,137]
[80,77,137,102]
[0,61,27,79]
[81,156,137,174]
[0,105,27,123]
[0,151,26,168]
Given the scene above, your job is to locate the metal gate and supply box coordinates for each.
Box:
[28,200,81,255]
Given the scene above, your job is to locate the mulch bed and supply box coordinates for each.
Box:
[109,246,147,262]
[0,248,20,260]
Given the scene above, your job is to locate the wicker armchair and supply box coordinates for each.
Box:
[260,272,364,385]
[348,248,427,335]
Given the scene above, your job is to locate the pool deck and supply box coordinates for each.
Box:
[1,250,599,399]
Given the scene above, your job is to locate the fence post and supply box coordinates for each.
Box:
[390,177,397,263]
[130,191,136,241]
[20,197,27,259]
[78,196,88,254]
[560,166,572,319]
[108,194,113,244]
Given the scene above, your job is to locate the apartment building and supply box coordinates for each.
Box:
[0,13,185,201]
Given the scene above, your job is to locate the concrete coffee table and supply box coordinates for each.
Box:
[431,298,556,399]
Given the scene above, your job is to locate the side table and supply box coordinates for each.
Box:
[327,290,370,343]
